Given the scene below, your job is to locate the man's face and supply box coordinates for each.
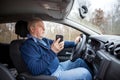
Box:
[32,21,45,39]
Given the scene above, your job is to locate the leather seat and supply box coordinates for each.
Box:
[9,20,57,80]
[0,63,16,80]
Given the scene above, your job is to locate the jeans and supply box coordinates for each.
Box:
[51,58,92,80]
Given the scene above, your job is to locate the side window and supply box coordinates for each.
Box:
[0,21,82,43]
[44,21,82,41]
[0,23,17,43]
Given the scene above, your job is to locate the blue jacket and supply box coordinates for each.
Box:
[20,37,76,76]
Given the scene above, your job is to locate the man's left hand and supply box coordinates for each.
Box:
[75,36,81,44]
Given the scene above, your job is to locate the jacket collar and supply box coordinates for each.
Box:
[27,34,50,49]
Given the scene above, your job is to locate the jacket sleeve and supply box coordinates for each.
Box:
[46,38,76,48]
[64,41,76,48]
[20,40,57,76]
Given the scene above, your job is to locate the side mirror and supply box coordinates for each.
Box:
[79,5,88,19]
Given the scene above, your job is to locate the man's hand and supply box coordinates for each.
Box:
[51,38,64,54]
[75,36,81,44]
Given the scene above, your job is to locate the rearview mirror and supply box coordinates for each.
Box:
[79,5,88,19]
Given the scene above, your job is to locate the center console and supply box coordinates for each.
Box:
[93,50,111,80]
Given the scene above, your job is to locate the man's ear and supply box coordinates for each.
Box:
[30,27,35,33]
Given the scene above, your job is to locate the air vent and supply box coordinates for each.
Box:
[114,44,120,59]
[105,41,115,54]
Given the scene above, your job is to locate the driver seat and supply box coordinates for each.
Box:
[9,20,57,80]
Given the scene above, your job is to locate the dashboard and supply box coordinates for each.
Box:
[84,35,120,80]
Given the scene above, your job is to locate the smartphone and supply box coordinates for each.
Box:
[56,35,63,43]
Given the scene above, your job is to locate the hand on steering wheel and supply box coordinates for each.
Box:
[71,34,86,62]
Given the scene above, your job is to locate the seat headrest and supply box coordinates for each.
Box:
[15,20,29,37]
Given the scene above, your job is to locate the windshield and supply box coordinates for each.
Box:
[68,0,120,35]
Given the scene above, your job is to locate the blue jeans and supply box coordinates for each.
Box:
[51,58,92,80]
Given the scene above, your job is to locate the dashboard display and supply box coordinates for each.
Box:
[89,39,103,51]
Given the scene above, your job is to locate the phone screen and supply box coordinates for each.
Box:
[56,35,63,43]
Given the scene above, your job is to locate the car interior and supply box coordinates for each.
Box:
[0,0,120,80]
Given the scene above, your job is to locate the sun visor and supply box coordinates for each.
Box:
[38,0,74,19]
[0,0,74,22]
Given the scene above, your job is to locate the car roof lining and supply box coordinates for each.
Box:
[0,0,74,23]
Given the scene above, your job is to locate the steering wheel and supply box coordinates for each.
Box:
[71,34,87,62]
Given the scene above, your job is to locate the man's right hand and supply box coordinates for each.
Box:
[51,38,64,54]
